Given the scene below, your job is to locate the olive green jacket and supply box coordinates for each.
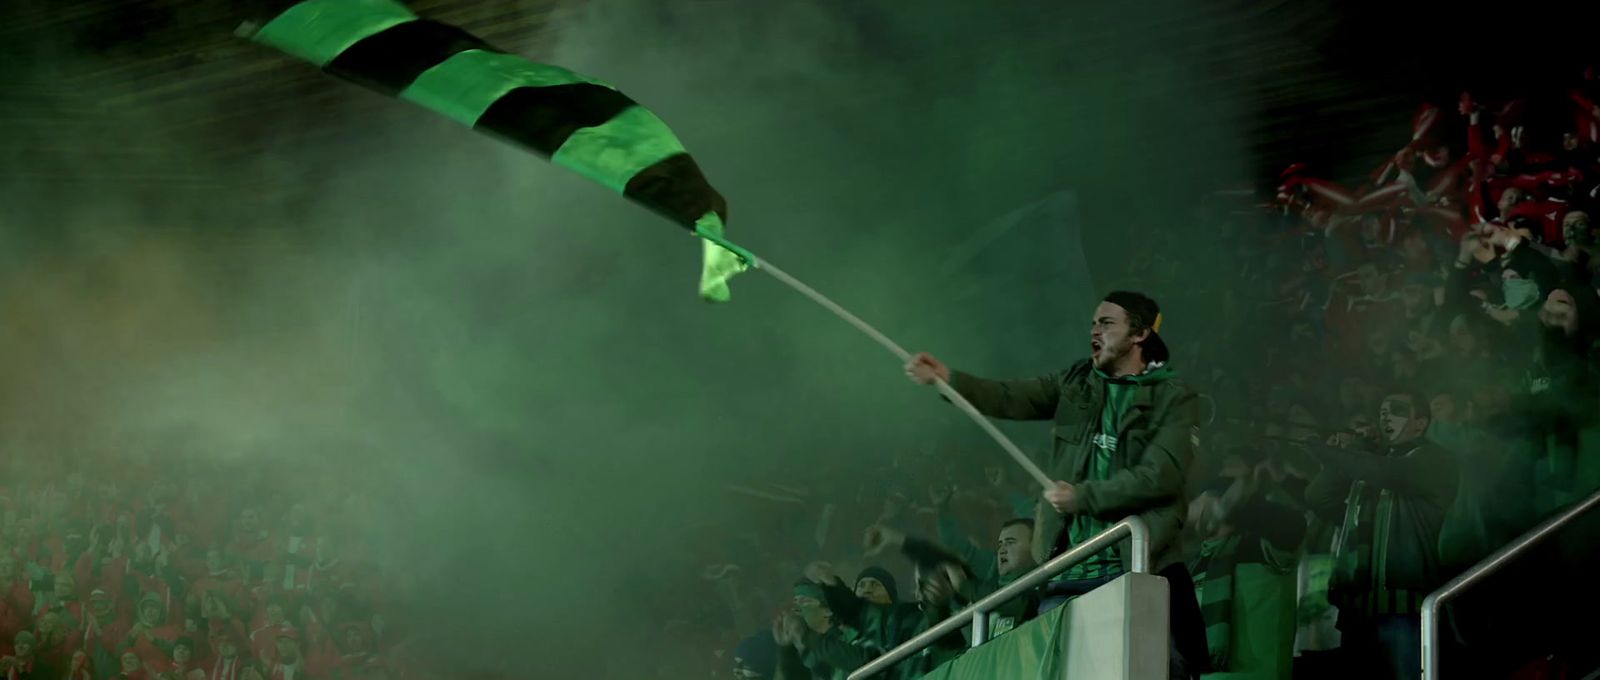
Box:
[949,359,1199,574]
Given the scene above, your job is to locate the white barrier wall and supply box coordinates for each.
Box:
[1060,573,1171,680]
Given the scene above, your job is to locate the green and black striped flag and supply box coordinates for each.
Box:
[246,0,748,301]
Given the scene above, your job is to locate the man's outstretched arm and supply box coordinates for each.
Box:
[906,352,1062,421]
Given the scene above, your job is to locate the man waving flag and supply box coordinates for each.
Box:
[241,1,1060,560]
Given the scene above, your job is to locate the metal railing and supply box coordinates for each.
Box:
[846,516,1151,680]
[1421,487,1600,680]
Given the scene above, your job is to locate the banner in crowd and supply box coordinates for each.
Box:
[917,606,1065,680]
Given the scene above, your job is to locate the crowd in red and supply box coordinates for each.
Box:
[0,453,408,680]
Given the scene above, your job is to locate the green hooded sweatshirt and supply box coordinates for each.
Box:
[1059,364,1178,581]
[949,359,1198,575]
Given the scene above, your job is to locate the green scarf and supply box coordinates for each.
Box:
[1061,363,1177,581]
[1189,534,1241,670]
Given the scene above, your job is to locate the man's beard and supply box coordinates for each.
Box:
[1093,342,1128,370]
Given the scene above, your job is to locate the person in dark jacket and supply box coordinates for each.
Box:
[905,291,1207,680]
[931,499,1039,595]
[1304,389,1456,680]
[863,520,1038,642]
[851,567,898,608]
[795,562,962,679]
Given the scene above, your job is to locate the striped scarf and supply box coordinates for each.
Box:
[1188,534,1241,670]
[209,655,242,680]
[1331,481,1428,617]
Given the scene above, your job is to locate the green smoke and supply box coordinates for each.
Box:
[0,0,1340,676]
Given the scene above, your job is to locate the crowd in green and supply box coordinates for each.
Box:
[710,78,1600,680]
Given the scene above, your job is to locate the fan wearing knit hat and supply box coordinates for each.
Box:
[905,290,1209,679]
[852,566,898,605]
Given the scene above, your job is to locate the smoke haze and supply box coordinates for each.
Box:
[0,0,1349,676]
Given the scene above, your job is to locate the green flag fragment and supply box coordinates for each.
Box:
[249,0,747,301]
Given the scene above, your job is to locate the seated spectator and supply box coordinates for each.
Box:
[203,629,245,680]
[785,578,843,678]
[792,560,964,680]
[199,592,243,646]
[769,609,830,680]
[296,594,348,669]
[864,518,1038,639]
[161,638,198,679]
[33,611,78,676]
[115,650,148,680]
[808,562,923,664]
[122,593,181,668]
[1,630,39,680]
[248,601,293,667]
[894,562,971,675]
[269,629,308,680]
[851,567,897,607]
[334,623,375,674]
[40,572,83,626]
[84,589,131,672]
[190,549,246,615]
[931,489,1040,591]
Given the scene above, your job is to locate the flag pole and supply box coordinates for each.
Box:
[694,227,1054,490]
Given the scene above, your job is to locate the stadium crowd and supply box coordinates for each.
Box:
[706,71,1600,680]
[4,69,1598,680]
[0,453,407,680]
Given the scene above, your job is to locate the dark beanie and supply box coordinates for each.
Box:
[856,566,899,603]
